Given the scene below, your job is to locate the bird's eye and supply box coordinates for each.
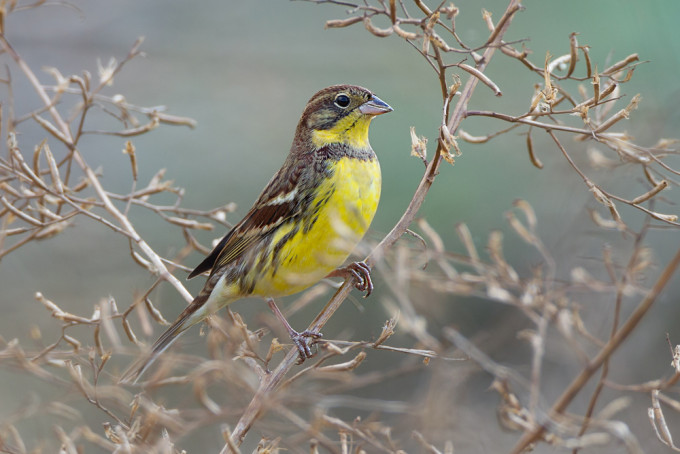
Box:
[334,94,351,108]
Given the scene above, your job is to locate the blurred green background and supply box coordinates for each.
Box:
[1,0,679,452]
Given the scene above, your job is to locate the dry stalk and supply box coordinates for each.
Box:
[226,0,524,448]
[2,1,678,453]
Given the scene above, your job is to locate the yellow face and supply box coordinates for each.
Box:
[311,111,373,149]
[302,86,392,150]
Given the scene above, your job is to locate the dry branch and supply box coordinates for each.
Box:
[1,1,679,453]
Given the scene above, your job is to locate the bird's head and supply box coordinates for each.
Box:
[294,85,392,151]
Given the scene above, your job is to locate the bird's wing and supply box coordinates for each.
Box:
[188,158,307,279]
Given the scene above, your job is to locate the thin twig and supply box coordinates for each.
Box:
[226,0,524,447]
[510,245,680,454]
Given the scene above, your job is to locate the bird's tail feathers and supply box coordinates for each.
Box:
[118,295,208,384]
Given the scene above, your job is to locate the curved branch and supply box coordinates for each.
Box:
[226,0,524,447]
[510,244,680,454]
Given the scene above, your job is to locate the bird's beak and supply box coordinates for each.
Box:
[358,95,393,116]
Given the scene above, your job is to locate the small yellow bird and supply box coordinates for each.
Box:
[120,85,391,383]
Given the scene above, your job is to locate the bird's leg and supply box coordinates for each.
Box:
[327,261,373,297]
[267,298,322,363]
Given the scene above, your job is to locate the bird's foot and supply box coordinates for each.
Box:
[267,298,323,364]
[332,261,373,297]
[290,329,323,364]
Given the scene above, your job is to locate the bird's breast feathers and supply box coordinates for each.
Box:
[251,154,381,296]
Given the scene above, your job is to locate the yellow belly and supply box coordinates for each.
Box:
[252,156,381,296]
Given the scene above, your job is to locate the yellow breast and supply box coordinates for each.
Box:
[253,156,381,296]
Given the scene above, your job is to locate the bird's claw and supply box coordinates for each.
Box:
[342,261,374,297]
[290,329,323,364]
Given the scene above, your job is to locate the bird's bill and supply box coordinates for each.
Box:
[358,95,393,116]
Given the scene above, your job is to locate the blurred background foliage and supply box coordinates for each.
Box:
[1,0,679,452]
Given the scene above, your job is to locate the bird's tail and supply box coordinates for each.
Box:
[118,293,209,384]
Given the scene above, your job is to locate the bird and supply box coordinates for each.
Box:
[119,85,392,383]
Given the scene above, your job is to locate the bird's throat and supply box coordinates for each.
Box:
[311,113,372,149]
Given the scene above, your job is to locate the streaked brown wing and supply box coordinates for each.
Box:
[188,158,307,279]
[188,228,237,279]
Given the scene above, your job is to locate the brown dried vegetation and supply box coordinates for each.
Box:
[1,1,679,453]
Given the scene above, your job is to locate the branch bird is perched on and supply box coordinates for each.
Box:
[120,85,392,383]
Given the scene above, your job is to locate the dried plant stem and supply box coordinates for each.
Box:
[510,245,680,454]
[573,229,649,452]
[0,33,194,304]
[226,0,523,448]
[4,1,677,451]
[465,110,598,135]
